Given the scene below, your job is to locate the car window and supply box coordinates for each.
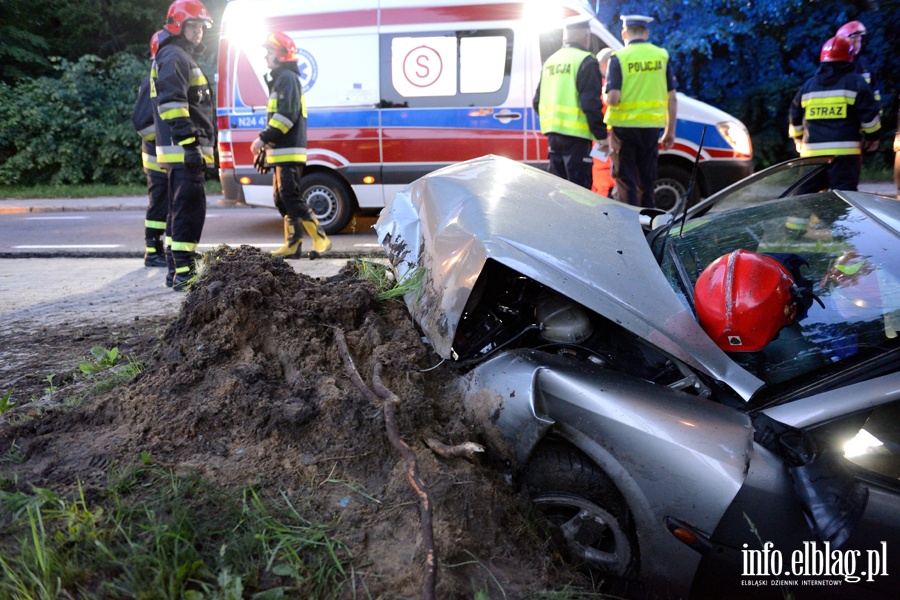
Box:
[700,162,829,217]
[810,401,900,481]
[660,193,900,388]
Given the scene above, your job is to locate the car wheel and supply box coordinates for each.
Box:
[523,441,637,578]
[299,172,354,235]
[654,165,699,212]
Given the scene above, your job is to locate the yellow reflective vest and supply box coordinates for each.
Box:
[605,43,669,128]
[538,46,594,139]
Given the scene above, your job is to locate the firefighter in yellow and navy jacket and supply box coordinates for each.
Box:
[835,21,881,112]
[151,0,215,291]
[604,15,677,209]
[789,36,881,192]
[251,32,331,260]
[532,16,608,190]
[131,30,168,269]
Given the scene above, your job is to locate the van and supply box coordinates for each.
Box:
[216,0,754,233]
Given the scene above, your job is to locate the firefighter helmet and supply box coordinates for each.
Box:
[164,0,213,36]
[150,30,162,59]
[820,36,853,63]
[263,32,298,63]
[694,249,797,352]
[836,20,866,38]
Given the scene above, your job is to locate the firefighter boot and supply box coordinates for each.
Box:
[271,216,302,258]
[144,234,167,267]
[165,246,176,288]
[301,220,332,260]
[172,250,196,292]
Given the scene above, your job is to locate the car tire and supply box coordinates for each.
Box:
[299,172,354,235]
[523,440,638,580]
[655,165,700,212]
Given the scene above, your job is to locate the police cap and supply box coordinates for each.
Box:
[620,15,654,27]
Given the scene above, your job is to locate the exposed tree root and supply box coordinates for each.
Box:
[425,438,484,461]
[334,327,436,600]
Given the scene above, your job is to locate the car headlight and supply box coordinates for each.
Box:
[716,121,752,156]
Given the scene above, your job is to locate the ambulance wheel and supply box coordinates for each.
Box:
[299,172,354,234]
[654,165,699,212]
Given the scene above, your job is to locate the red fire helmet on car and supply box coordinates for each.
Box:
[820,36,854,63]
[694,249,797,352]
[263,32,298,63]
[165,0,213,36]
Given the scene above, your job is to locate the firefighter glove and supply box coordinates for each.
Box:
[183,145,206,173]
[254,148,271,174]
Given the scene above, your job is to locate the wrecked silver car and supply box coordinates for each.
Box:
[375,155,900,598]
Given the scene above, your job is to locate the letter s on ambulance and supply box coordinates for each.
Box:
[216,0,754,233]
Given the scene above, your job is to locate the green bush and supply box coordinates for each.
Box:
[0,53,148,186]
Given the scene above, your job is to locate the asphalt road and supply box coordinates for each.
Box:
[0,197,382,259]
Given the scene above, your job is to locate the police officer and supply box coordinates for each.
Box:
[251,32,331,260]
[151,0,215,290]
[835,21,881,110]
[604,15,677,209]
[789,36,881,191]
[131,31,168,268]
[533,16,607,189]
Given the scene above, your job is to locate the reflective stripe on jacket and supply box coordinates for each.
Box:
[604,43,669,128]
[789,62,881,157]
[131,76,166,174]
[538,46,594,139]
[260,63,307,166]
[150,33,215,170]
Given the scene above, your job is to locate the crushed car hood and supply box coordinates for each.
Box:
[375,155,764,399]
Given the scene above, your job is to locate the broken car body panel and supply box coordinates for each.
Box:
[460,348,755,592]
[375,155,763,399]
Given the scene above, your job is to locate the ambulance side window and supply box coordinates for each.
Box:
[379,29,512,108]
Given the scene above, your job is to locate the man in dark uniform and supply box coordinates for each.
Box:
[789,36,881,191]
[604,15,677,209]
[131,30,167,268]
[533,16,608,189]
[151,0,215,290]
[835,21,881,111]
[251,32,331,259]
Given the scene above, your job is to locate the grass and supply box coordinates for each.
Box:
[354,259,424,303]
[860,163,895,182]
[0,465,356,599]
[0,180,223,199]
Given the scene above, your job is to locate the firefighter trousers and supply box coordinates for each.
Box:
[166,167,206,253]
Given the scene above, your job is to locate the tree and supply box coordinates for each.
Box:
[599,0,898,168]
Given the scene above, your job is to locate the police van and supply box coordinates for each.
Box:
[216,0,753,233]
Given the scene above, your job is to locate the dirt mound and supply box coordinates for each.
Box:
[0,246,582,598]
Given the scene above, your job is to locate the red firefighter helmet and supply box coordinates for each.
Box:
[694,249,797,352]
[150,30,162,59]
[164,0,213,35]
[820,36,854,63]
[836,20,866,38]
[263,32,298,63]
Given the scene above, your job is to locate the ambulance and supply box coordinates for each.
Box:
[216,0,754,233]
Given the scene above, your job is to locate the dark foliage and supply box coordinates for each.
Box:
[0,0,896,184]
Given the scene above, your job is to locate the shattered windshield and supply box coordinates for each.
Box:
[656,193,900,387]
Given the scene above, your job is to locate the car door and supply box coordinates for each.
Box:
[689,381,900,598]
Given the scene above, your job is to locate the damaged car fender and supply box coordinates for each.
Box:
[460,348,755,593]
